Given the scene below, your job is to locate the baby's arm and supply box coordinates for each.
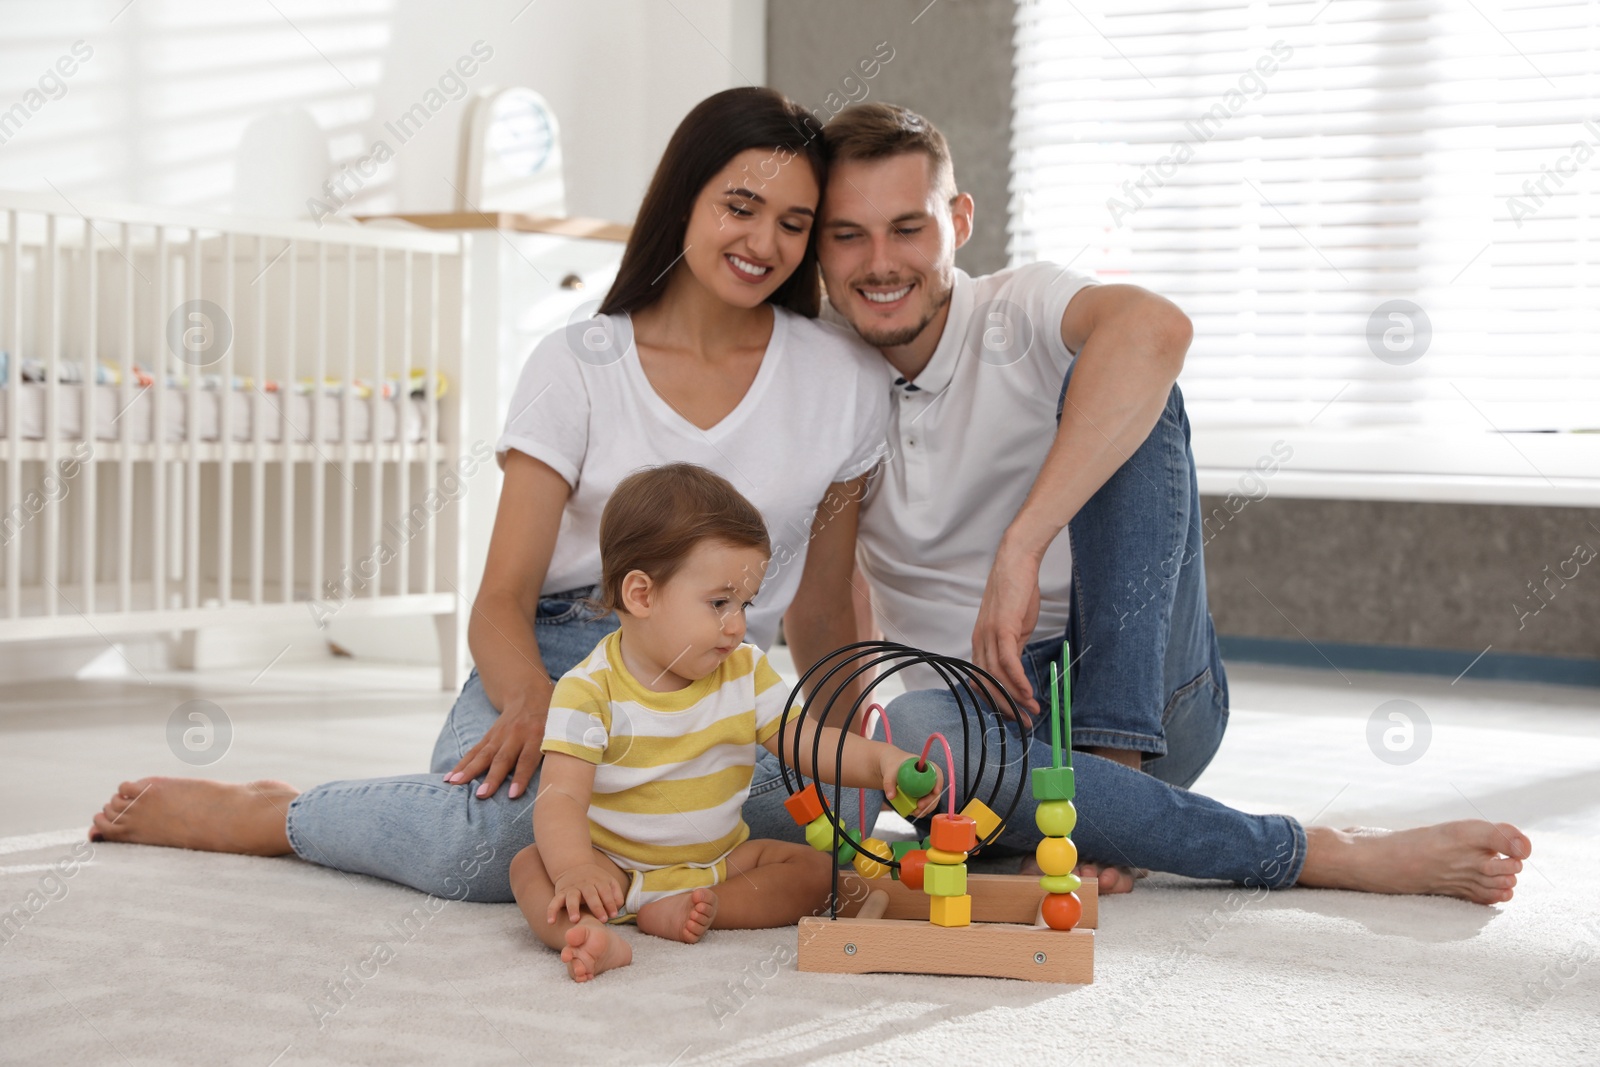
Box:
[763,714,944,818]
[532,753,626,923]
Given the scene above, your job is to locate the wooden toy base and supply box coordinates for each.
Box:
[798,873,1098,984]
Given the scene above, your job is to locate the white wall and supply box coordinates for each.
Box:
[0,0,764,679]
[0,0,765,225]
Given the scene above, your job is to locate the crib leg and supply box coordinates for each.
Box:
[434,611,466,693]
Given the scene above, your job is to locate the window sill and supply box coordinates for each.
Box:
[1191,427,1600,508]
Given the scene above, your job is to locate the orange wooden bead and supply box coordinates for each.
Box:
[1040,891,1083,931]
[929,813,978,854]
[898,848,928,891]
[783,783,824,827]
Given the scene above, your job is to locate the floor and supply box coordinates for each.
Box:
[2,655,1597,1066]
[4,652,1595,844]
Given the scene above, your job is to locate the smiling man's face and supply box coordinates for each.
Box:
[817,152,972,351]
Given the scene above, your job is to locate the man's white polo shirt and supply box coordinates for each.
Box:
[855,263,1100,691]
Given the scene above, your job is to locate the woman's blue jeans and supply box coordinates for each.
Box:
[287,371,1306,900]
[284,592,852,902]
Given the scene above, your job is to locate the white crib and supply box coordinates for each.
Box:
[0,191,472,689]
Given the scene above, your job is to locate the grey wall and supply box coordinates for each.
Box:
[1201,497,1600,663]
[766,0,1017,276]
[770,2,1599,671]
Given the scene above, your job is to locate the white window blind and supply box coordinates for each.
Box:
[1010,0,1600,434]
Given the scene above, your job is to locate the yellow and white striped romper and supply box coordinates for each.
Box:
[539,631,801,919]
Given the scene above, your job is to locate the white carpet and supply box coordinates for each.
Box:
[3,826,1596,1066]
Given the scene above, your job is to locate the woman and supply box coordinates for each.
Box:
[90,87,891,903]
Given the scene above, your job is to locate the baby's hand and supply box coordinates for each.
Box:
[548,863,625,925]
[880,750,946,819]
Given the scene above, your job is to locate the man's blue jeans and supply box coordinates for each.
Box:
[286,374,1305,900]
[857,368,1306,888]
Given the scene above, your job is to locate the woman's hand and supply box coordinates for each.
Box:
[445,687,549,800]
[879,749,946,820]
[548,862,625,925]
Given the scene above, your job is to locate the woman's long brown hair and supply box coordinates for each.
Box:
[598,87,826,319]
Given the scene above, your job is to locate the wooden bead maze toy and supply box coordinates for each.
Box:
[779,640,1096,984]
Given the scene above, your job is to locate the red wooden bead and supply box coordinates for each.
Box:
[929,813,978,854]
[784,783,824,827]
[1040,891,1083,931]
[899,849,929,891]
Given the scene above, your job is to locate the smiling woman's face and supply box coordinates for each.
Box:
[674,147,820,309]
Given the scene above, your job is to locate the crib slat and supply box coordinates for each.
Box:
[218,233,234,605]
[82,222,98,615]
[4,210,19,620]
[185,229,201,610]
[251,236,264,604]
[44,213,59,616]
[152,227,168,613]
[370,248,384,600]
[341,245,355,604]
[310,241,326,607]
[397,249,411,597]
[117,222,132,613]
[424,252,439,595]
[281,241,296,603]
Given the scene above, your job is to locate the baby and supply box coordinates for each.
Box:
[509,462,939,982]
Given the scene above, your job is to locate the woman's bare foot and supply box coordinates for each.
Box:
[637,887,719,943]
[88,777,298,856]
[1298,820,1531,905]
[561,922,633,982]
[1020,855,1144,895]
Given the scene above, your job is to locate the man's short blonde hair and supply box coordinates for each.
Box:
[822,103,958,201]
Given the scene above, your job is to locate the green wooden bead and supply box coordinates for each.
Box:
[1031,765,1076,802]
[835,839,857,864]
[922,861,967,897]
[1040,872,1082,894]
[887,788,920,819]
[1035,799,1078,837]
[897,757,938,799]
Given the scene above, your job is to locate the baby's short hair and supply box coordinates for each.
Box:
[598,463,771,614]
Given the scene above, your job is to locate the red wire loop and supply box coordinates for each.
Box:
[919,732,957,815]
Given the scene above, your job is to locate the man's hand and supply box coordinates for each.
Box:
[445,689,547,800]
[972,542,1044,720]
[548,862,625,924]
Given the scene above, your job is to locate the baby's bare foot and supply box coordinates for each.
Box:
[560,922,633,983]
[1299,820,1531,905]
[89,777,297,856]
[1020,855,1141,895]
[637,887,719,943]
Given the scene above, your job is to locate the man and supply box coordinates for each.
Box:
[785,102,1528,904]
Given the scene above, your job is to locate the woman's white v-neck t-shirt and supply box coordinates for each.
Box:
[496,305,892,649]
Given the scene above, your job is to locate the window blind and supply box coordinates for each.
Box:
[1010,0,1600,434]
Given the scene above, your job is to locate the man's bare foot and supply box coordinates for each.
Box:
[88,777,297,856]
[1019,855,1144,895]
[1298,820,1531,905]
[637,887,719,943]
[560,922,633,983]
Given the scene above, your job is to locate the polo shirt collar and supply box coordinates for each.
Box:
[901,269,973,397]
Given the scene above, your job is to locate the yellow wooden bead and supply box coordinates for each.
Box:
[852,837,891,879]
[960,798,1003,842]
[924,846,967,865]
[929,893,972,927]
[1035,835,1078,876]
